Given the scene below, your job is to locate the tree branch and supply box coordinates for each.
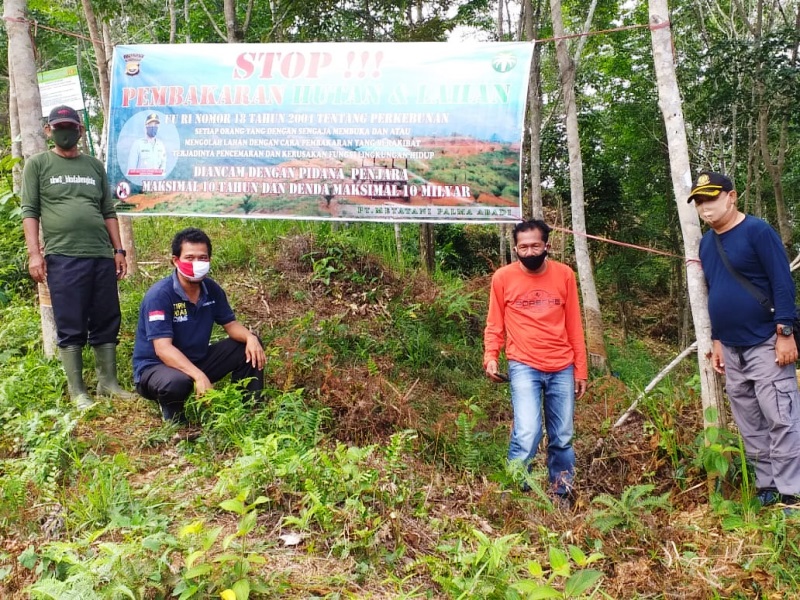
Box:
[196,0,227,41]
[573,0,599,67]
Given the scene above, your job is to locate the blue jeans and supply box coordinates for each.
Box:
[508,360,575,494]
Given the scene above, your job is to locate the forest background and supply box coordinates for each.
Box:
[1,0,800,598]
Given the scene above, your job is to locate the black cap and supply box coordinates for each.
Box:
[145,112,160,124]
[688,171,734,203]
[48,105,81,126]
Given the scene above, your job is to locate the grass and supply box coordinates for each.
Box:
[2,217,800,598]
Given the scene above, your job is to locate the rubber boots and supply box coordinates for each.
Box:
[59,346,95,410]
[93,343,136,400]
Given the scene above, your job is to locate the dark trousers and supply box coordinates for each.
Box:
[46,255,121,348]
[136,338,263,414]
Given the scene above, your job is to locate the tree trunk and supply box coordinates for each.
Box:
[118,216,138,276]
[224,0,239,42]
[550,0,608,373]
[184,0,191,42]
[758,107,790,248]
[419,224,435,274]
[4,0,57,357]
[394,223,403,266]
[497,0,504,37]
[79,0,110,121]
[527,0,544,220]
[8,55,22,192]
[499,224,508,266]
[168,0,177,43]
[649,0,726,432]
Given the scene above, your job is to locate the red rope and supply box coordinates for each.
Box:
[536,20,670,44]
[549,225,700,265]
[2,16,96,44]
[4,15,669,48]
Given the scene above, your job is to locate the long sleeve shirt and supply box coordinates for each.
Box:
[483,259,588,380]
[699,215,796,346]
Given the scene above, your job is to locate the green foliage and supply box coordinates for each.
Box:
[0,155,27,304]
[434,224,501,276]
[604,336,663,391]
[426,533,607,599]
[431,276,481,323]
[173,489,271,600]
[62,453,164,535]
[453,400,491,473]
[310,252,341,287]
[511,544,606,599]
[694,424,742,481]
[0,467,27,534]
[590,484,672,535]
[0,301,42,359]
[429,528,523,598]
[637,383,690,470]
[25,530,178,599]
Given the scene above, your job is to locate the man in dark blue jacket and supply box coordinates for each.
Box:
[133,228,265,423]
[691,171,800,509]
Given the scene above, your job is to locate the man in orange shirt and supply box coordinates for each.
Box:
[484,219,588,507]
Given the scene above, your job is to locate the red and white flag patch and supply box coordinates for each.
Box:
[148,310,165,321]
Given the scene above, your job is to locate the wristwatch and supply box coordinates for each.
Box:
[114,248,127,257]
[777,324,793,336]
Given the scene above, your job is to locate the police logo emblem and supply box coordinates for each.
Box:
[697,174,710,185]
[123,53,144,76]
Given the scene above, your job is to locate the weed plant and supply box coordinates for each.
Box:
[637,383,688,470]
[0,155,28,304]
[589,484,672,535]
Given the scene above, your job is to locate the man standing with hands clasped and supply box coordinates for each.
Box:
[690,171,800,510]
[483,219,587,508]
[21,105,133,410]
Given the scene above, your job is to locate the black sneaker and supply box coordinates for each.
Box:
[160,403,188,424]
[755,488,780,507]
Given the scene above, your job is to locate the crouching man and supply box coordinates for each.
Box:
[132,227,266,422]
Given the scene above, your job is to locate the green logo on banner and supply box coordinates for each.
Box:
[492,52,518,73]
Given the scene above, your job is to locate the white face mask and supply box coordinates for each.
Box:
[697,195,732,226]
[176,259,210,282]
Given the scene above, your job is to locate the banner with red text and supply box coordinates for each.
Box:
[107,42,533,223]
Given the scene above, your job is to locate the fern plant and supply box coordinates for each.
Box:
[385,429,417,477]
[0,470,26,534]
[454,400,489,473]
[590,484,672,535]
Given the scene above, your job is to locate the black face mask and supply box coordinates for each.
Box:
[52,128,80,150]
[518,250,547,271]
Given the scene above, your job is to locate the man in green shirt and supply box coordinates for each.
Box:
[21,105,133,410]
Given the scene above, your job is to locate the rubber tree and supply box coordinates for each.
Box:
[4,0,57,356]
[649,0,726,431]
[549,0,608,372]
